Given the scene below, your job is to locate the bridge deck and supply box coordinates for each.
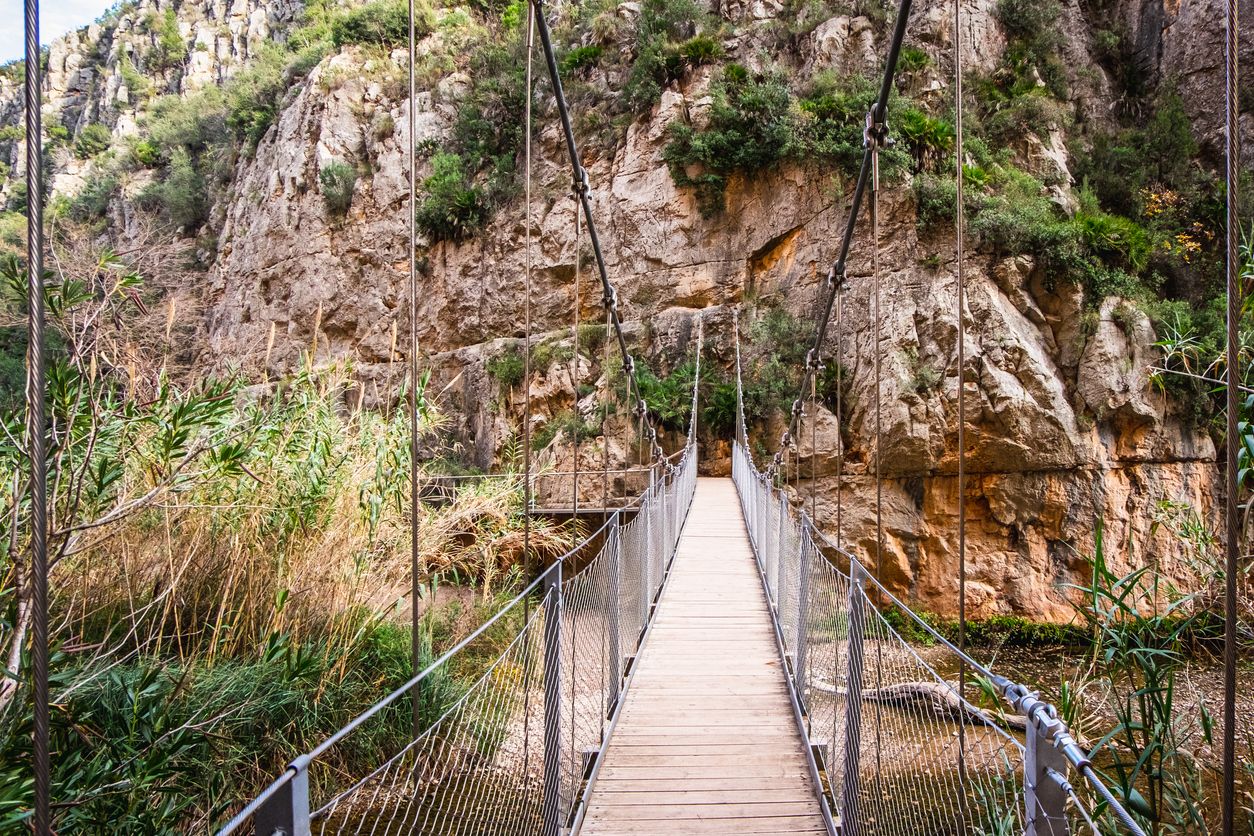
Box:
[580,478,826,835]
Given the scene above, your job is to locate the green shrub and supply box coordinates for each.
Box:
[117,54,151,100]
[449,42,528,206]
[796,72,909,177]
[982,90,1069,145]
[1073,92,1198,217]
[225,46,290,149]
[143,89,230,155]
[994,0,1065,96]
[622,0,718,113]
[331,0,435,48]
[131,139,161,167]
[0,211,23,254]
[45,119,70,146]
[74,123,112,159]
[663,66,794,216]
[560,44,604,75]
[319,160,357,216]
[416,153,485,241]
[913,172,957,232]
[487,346,525,388]
[678,34,723,67]
[635,360,699,431]
[702,379,739,438]
[895,106,953,173]
[897,45,931,73]
[69,173,119,222]
[148,9,185,70]
[140,148,209,229]
[1073,199,1152,274]
[0,325,26,411]
[535,409,597,449]
[5,180,26,214]
[530,338,574,370]
[969,176,1071,256]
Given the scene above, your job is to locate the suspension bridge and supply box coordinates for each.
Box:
[144,0,1246,830]
[12,0,1243,826]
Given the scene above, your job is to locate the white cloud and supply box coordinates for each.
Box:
[1,0,115,65]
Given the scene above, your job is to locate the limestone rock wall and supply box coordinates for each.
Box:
[7,0,1238,620]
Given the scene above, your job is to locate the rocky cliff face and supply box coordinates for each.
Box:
[7,0,1241,621]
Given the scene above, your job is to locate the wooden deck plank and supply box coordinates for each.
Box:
[579,478,827,835]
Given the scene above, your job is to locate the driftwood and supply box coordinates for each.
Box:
[813,680,1029,732]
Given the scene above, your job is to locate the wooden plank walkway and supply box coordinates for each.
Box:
[580,478,827,835]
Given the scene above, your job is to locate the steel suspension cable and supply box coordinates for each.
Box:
[1221,0,1241,831]
[407,0,424,739]
[529,0,667,467]
[24,0,49,828]
[766,0,914,478]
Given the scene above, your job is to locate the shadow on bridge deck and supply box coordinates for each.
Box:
[579,477,827,835]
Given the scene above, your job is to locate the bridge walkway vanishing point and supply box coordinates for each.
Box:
[580,477,827,835]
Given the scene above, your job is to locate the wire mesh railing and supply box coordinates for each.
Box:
[731,440,1149,836]
[217,444,697,836]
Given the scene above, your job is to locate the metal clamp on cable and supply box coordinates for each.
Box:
[602,286,617,311]
[573,166,591,196]
[623,356,635,377]
[1002,682,1092,771]
[863,108,889,149]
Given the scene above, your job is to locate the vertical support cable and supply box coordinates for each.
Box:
[835,288,843,550]
[867,114,885,790]
[953,0,969,806]
[1221,0,1240,831]
[407,0,423,740]
[522,2,535,577]
[521,0,536,781]
[23,0,50,829]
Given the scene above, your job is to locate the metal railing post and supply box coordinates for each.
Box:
[608,525,622,714]
[542,561,563,836]
[1025,711,1069,836]
[776,493,788,615]
[644,470,655,614]
[840,562,866,836]
[794,528,813,716]
[255,759,311,836]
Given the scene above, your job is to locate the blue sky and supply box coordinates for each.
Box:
[1,1,113,64]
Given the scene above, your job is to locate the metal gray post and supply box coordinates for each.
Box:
[644,469,655,613]
[608,525,622,713]
[776,493,788,614]
[840,562,866,836]
[542,560,563,836]
[1025,714,1069,836]
[255,759,311,836]
[794,528,813,714]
